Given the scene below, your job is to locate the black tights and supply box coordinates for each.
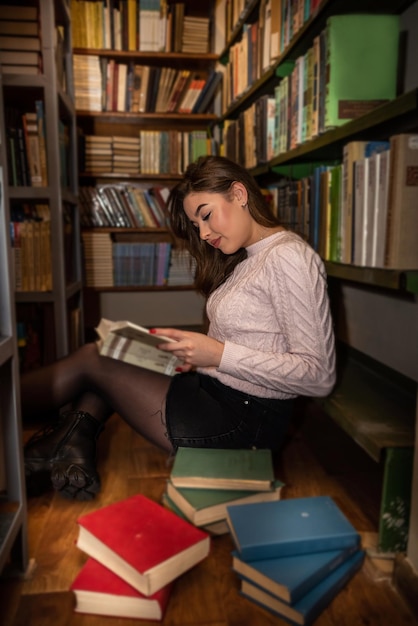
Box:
[20,343,174,452]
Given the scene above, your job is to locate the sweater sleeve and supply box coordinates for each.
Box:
[217,242,336,397]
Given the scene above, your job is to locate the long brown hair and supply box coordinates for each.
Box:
[168,155,280,297]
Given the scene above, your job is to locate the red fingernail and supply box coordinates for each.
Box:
[175,367,183,372]
[149,328,157,334]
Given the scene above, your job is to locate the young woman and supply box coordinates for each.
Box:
[22,155,336,500]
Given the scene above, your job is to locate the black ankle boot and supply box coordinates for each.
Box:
[24,410,104,501]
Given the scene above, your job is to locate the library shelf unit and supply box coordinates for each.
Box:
[217,0,418,556]
[74,3,219,327]
[1,0,83,364]
[0,84,28,575]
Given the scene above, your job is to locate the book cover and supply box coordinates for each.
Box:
[240,550,365,625]
[385,134,418,269]
[95,317,180,376]
[232,543,359,604]
[325,14,399,130]
[76,494,210,596]
[161,493,230,536]
[227,496,360,561]
[71,557,172,620]
[170,447,275,491]
[166,478,284,527]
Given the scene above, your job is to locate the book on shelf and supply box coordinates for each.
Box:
[165,478,284,527]
[21,111,42,187]
[0,35,41,51]
[227,496,360,562]
[324,14,399,130]
[239,550,365,626]
[232,543,360,605]
[170,447,275,492]
[0,20,39,36]
[76,494,210,596]
[70,557,172,620]
[340,141,368,264]
[352,141,391,267]
[95,317,180,376]
[0,5,37,20]
[35,100,48,186]
[385,133,418,270]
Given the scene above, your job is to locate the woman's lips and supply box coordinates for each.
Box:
[209,237,221,248]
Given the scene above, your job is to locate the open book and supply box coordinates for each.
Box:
[95,318,179,376]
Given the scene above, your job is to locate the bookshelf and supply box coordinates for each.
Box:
[73,0,218,331]
[217,0,418,559]
[0,73,28,575]
[1,0,83,365]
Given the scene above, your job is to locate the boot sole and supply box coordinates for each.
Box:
[51,462,101,501]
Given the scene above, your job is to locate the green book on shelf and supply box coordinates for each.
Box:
[325,14,399,130]
[170,447,275,491]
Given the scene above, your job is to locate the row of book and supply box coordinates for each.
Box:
[112,240,172,287]
[82,231,196,288]
[79,129,216,177]
[79,183,170,228]
[223,0,322,67]
[71,0,211,54]
[5,103,70,188]
[10,202,77,292]
[266,134,418,271]
[10,204,52,293]
[5,102,48,188]
[222,13,399,147]
[73,55,221,115]
[69,447,364,623]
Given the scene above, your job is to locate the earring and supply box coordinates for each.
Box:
[241,202,247,208]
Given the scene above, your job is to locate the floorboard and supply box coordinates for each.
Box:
[1,405,417,626]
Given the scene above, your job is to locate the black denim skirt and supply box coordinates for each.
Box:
[165,371,294,452]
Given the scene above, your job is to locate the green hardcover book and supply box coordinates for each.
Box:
[325,14,399,130]
[166,479,284,526]
[170,447,275,491]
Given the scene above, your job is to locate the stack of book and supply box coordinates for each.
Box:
[226,496,365,624]
[181,14,210,54]
[73,54,102,112]
[81,231,114,288]
[112,135,141,175]
[83,135,113,175]
[0,4,42,75]
[70,493,210,620]
[162,447,284,535]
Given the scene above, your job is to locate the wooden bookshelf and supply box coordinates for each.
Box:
[217,0,418,558]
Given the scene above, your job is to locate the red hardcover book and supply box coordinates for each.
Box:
[76,494,210,596]
[70,557,172,620]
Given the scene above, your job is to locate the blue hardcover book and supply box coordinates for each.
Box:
[232,543,359,604]
[240,550,365,625]
[226,496,360,561]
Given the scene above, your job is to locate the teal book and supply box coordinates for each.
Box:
[232,543,359,604]
[226,496,360,561]
[325,14,399,130]
[166,479,284,526]
[170,447,275,491]
[240,550,365,625]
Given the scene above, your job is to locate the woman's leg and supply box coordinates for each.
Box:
[22,343,173,499]
[21,342,173,450]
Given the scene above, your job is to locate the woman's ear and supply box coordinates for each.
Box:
[232,181,248,206]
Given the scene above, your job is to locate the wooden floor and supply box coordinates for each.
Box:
[1,402,417,626]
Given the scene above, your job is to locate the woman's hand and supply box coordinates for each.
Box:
[150,328,224,372]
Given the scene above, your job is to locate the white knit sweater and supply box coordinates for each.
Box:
[198,230,336,400]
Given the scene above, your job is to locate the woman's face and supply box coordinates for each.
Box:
[183,185,260,254]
